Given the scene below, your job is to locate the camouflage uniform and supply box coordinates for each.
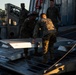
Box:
[33,17,57,63]
[46,6,61,31]
[20,18,36,38]
[20,14,37,58]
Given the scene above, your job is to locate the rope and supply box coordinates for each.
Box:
[44,43,76,73]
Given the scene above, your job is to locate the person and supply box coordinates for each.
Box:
[18,3,29,37]
[46,0,61,31]
[33,13,57,63]
[20,12,38,59]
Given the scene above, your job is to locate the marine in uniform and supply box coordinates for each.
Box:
[33,13,57,63]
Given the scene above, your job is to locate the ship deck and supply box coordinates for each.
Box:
[0,37,76,75]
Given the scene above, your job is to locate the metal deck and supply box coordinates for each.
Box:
[0,37,76,75]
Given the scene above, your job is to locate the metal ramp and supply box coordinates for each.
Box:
[26,57,55,74]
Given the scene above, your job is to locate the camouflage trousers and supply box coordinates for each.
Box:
[42,33,56,62]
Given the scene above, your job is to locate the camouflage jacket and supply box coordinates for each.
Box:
[33,18,56,38]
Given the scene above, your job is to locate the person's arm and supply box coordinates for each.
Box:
[33,22,40,38]
[56,7,61,22]
[46,8,50,18]
[32,22,40,43]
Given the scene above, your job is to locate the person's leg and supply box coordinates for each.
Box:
[24,48,31,59]
[34,42,39,56]
[54,23,59,36]
[49,43,55,60]
[42,38,49,63]
[49,34,56,60]
[24,48,28,58]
